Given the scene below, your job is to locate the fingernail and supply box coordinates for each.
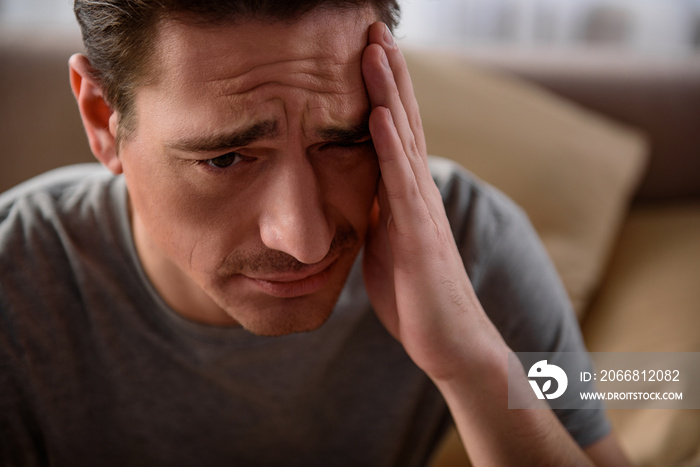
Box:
[383,24,395,46]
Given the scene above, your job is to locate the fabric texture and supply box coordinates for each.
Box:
[404,48,648,319]
[0,160,608,466]
[582,202,700,352]
[581,202,700,467]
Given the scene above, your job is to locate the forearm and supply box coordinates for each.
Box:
[431,337,593,467]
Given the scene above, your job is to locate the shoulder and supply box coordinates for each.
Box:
[428,156,531,287]
[0,163,132,358]
[428,156,575,344]
[0,164,122,243]
[0,164,125,304]
[0,163,115,218]
[429,155,529,238]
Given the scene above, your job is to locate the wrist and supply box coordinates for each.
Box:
[425,318,511,389]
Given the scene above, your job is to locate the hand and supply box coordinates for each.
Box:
[360,27,620,466]
[361,23,503,381]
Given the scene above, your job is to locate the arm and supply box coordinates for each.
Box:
[361,22,628,466]
[586,434,632,467]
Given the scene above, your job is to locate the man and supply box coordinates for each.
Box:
[0,0,628,465]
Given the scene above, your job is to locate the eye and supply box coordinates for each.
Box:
[203,152,242,169]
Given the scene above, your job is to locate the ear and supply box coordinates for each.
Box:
[69,53,123,175]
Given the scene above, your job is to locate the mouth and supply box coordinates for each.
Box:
[242,258,338,299]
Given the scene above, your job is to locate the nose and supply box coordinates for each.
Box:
[258,155,334,265]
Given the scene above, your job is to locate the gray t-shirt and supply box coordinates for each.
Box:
[0,158,608,466]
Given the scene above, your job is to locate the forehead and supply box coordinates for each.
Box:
[152,8,374,94]
[137,8,375,141]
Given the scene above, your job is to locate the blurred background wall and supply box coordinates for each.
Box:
[0,0,77,31]
[396,0,700,58]
[2,0,700,59]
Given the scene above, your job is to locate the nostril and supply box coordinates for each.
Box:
[257,158,335,264]
[259,216,333,265]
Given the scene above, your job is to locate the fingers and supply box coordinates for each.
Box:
[366,22,427,159]
[362,22,445,230]
[368,105,431,231]
[362,43,428,184]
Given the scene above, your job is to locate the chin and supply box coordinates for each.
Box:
[210,250,358,337]
[232,299,336,337]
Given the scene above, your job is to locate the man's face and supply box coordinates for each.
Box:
[120,9,380,335]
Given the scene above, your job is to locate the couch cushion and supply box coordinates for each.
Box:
[582,202,700,352]
[463,51,700,202]
[404,48,648,319]
[582,202,700,466]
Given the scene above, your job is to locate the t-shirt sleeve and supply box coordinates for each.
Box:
[433,158,611,448]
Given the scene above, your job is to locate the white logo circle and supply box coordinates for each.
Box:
[527,360,568,400]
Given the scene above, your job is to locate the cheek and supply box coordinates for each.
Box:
[122,146,256,272]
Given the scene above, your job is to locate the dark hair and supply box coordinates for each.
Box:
[74,0,401,142]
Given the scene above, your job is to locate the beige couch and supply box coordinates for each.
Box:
[1,29,699,466]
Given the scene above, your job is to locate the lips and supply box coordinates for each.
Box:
[242,258,337,299]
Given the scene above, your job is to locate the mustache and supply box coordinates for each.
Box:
[217,224,359,277]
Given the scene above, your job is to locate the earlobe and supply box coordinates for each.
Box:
[69,53,123,174]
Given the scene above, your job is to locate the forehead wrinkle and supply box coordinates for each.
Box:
[209,56,362,98]
[152,6,374,95]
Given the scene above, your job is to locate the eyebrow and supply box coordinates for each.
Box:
[166,117,371,153]
[167,120,279,153]
[316,117,371,144]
